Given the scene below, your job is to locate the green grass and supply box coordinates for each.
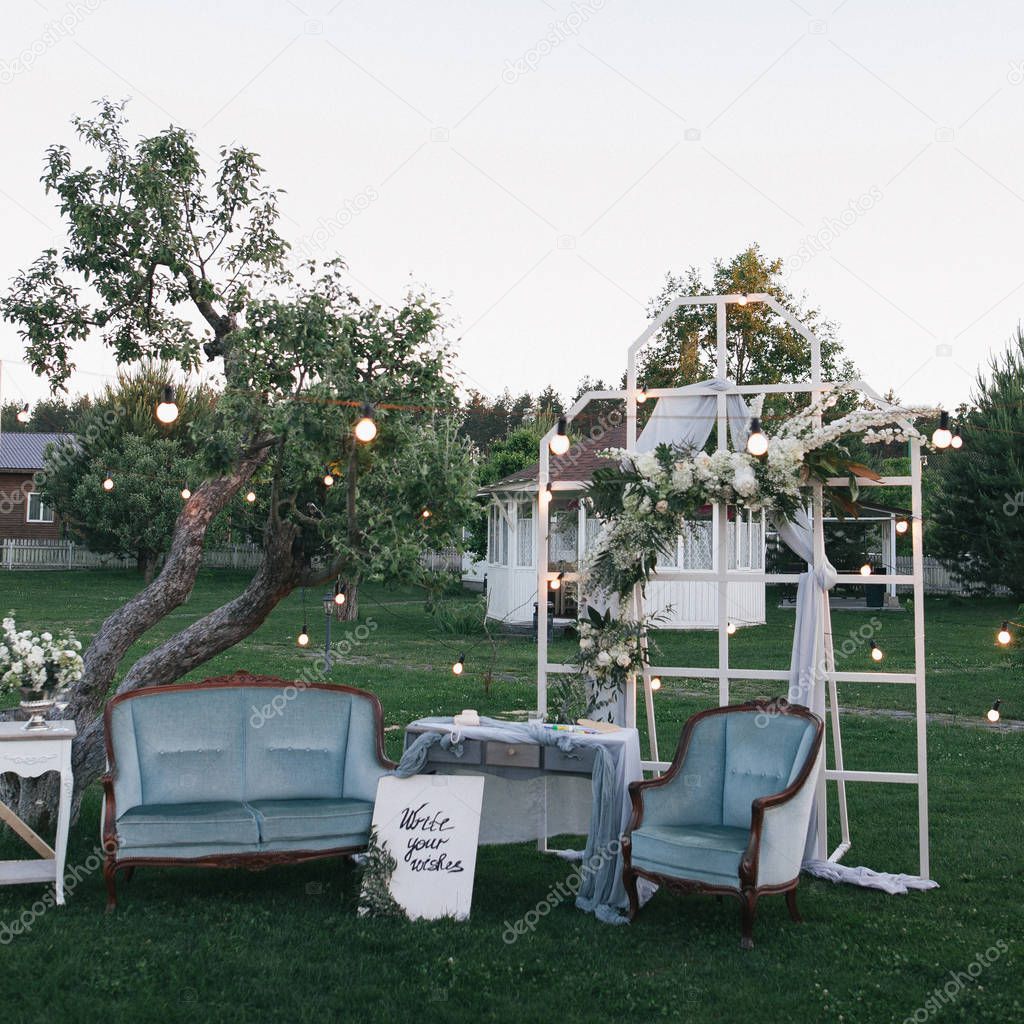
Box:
[0,571,1021,1024]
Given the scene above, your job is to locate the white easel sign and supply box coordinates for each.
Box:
[369,774,484,921]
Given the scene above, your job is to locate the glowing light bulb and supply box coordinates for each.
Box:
[870,641,884,662]
[452,653,465,676]
[931,410,952,449]
[421,509,432,519]
[181,487,191,500]
[549,572,563,591]
[950,433,963,449]
[726,622,737,635]
[737,293,748,306]
[333,590,346,606]
[102,474,114,492]
[987,701,1001,724]
[997,622,1012,646]
[297,626,310,647]
[746,417,768,457]
[860,563,873,576]
[354,404,377,443]
[323,474,334,487]
[895,519,909,535]
[245,491,256,503]
[549,416,570,456]
[636,390,647,404]
[16,403,30,424]
[649,676,661,691]
[540,484,552,504]
[155,385,179,425]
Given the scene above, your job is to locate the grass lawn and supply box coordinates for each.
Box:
[0,571,1021,1024]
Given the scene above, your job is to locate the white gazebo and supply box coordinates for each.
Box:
[475,422,767,630]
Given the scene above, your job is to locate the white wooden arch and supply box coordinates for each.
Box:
[535,293,930,879]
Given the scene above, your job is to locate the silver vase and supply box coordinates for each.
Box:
[19,690,55,731]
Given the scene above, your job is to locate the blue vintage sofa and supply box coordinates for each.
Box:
[101,672,395,909]
[622,699,823,948]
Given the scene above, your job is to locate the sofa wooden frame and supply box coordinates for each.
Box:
[621,698,824,949]
[101,670,396,912]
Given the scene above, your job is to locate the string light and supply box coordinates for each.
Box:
[155,385,179,425]
[986,700,1001,724]
[649,676,662,691]
[102,472,114,492]
[737,293,748,306]
[860,562,873,576]
[16,403,30,424]
[180,487,191,500]
[540,483,553,504]
[746,417,768,457]
[932,410,952,449]
[996,622,1012,646]
[895,519,909,535]
[549,416,570,456]
[245,490,256,503]
[870,641,884,662]
[297,622,310,647]
[323,473,335,487]
[333,582,346,606]
[354,403,377,443]
[421,509,432,519]
[549,571,564,591]
[950,423,963,449]
[452,653,465,675]
[726,622,737,635]
[636,389,647,404]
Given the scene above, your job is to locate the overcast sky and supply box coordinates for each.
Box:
[1,0,1021,412]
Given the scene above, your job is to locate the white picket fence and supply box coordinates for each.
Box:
[0,539,264,572]
[868,552,1010,597]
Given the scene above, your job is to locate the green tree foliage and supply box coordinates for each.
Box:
[640,244,857,421]
[1,394,93,432]
[927,328,1024,599]
[41,364,222,580]
[0,99,480,826]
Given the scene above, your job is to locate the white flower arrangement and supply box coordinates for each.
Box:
[0,615,84,696]
[582,388,935,601]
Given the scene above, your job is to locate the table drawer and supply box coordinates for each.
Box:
[485,741,541,769]
[418,736,483,765]
[544,745,597,775]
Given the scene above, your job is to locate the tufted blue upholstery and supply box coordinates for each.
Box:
[628,707,820,890]
[105,682,390,862]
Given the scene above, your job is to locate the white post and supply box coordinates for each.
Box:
[536,449,551,719]
[715,299,730,707]
[911,438,930,878]
[888,515,898,599]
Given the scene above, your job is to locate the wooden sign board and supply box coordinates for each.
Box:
[368,774,485,921]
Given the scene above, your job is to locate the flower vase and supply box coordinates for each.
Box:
[19,686,55,731]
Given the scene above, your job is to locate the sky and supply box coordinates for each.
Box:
[1,0,1022,412]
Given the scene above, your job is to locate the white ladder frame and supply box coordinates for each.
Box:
[535,293,930,879]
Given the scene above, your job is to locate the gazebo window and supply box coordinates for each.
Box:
[548,506,578,571]
[681,519,713,571]
[516,499,533,566]
[488,502,510,566]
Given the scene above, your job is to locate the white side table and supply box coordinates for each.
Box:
[0,721,76,905]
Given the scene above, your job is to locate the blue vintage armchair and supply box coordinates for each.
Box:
[622,699,823,948]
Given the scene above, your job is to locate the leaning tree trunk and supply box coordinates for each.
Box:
[0,447,270,831]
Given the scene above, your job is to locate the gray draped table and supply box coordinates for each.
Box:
[398,717,644,923]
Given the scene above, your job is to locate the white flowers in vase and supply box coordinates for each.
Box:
[0,615,84,697]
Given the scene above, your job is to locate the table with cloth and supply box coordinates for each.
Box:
[397,717,643,923]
